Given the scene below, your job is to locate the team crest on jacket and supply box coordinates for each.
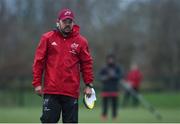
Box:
[71,43,79,49]
[70,42,79,54]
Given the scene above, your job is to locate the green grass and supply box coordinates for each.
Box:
[0,106,180,123]
[0,92,180,123]
[142,92,180,108]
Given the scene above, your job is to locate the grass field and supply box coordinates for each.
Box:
[0,92,180,123]
[0,107,180,123]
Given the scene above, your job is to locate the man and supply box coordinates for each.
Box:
[32,8,94,123]
[122,63,143,107]
[99,54,123,121]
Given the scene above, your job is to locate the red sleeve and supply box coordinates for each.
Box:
[32,36,48,87]
[79,39,94,84]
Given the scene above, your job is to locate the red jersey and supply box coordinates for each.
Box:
[126,69,142,88]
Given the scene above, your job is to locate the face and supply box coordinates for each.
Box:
[59,18,73,34]
[131,64,138,70]
[107,57,115,65]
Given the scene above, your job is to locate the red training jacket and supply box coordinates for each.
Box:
[32,25,94,98]
[126,69,142,88]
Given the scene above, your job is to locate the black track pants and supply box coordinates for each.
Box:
[40,94,78,123]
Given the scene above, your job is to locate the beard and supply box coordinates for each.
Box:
[61,26,72,35]
[57,22,73,37]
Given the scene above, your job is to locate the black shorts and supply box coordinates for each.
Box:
[40,94,78,123]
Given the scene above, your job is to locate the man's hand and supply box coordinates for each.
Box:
[34,86,43,96]
[84,84,93,98]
